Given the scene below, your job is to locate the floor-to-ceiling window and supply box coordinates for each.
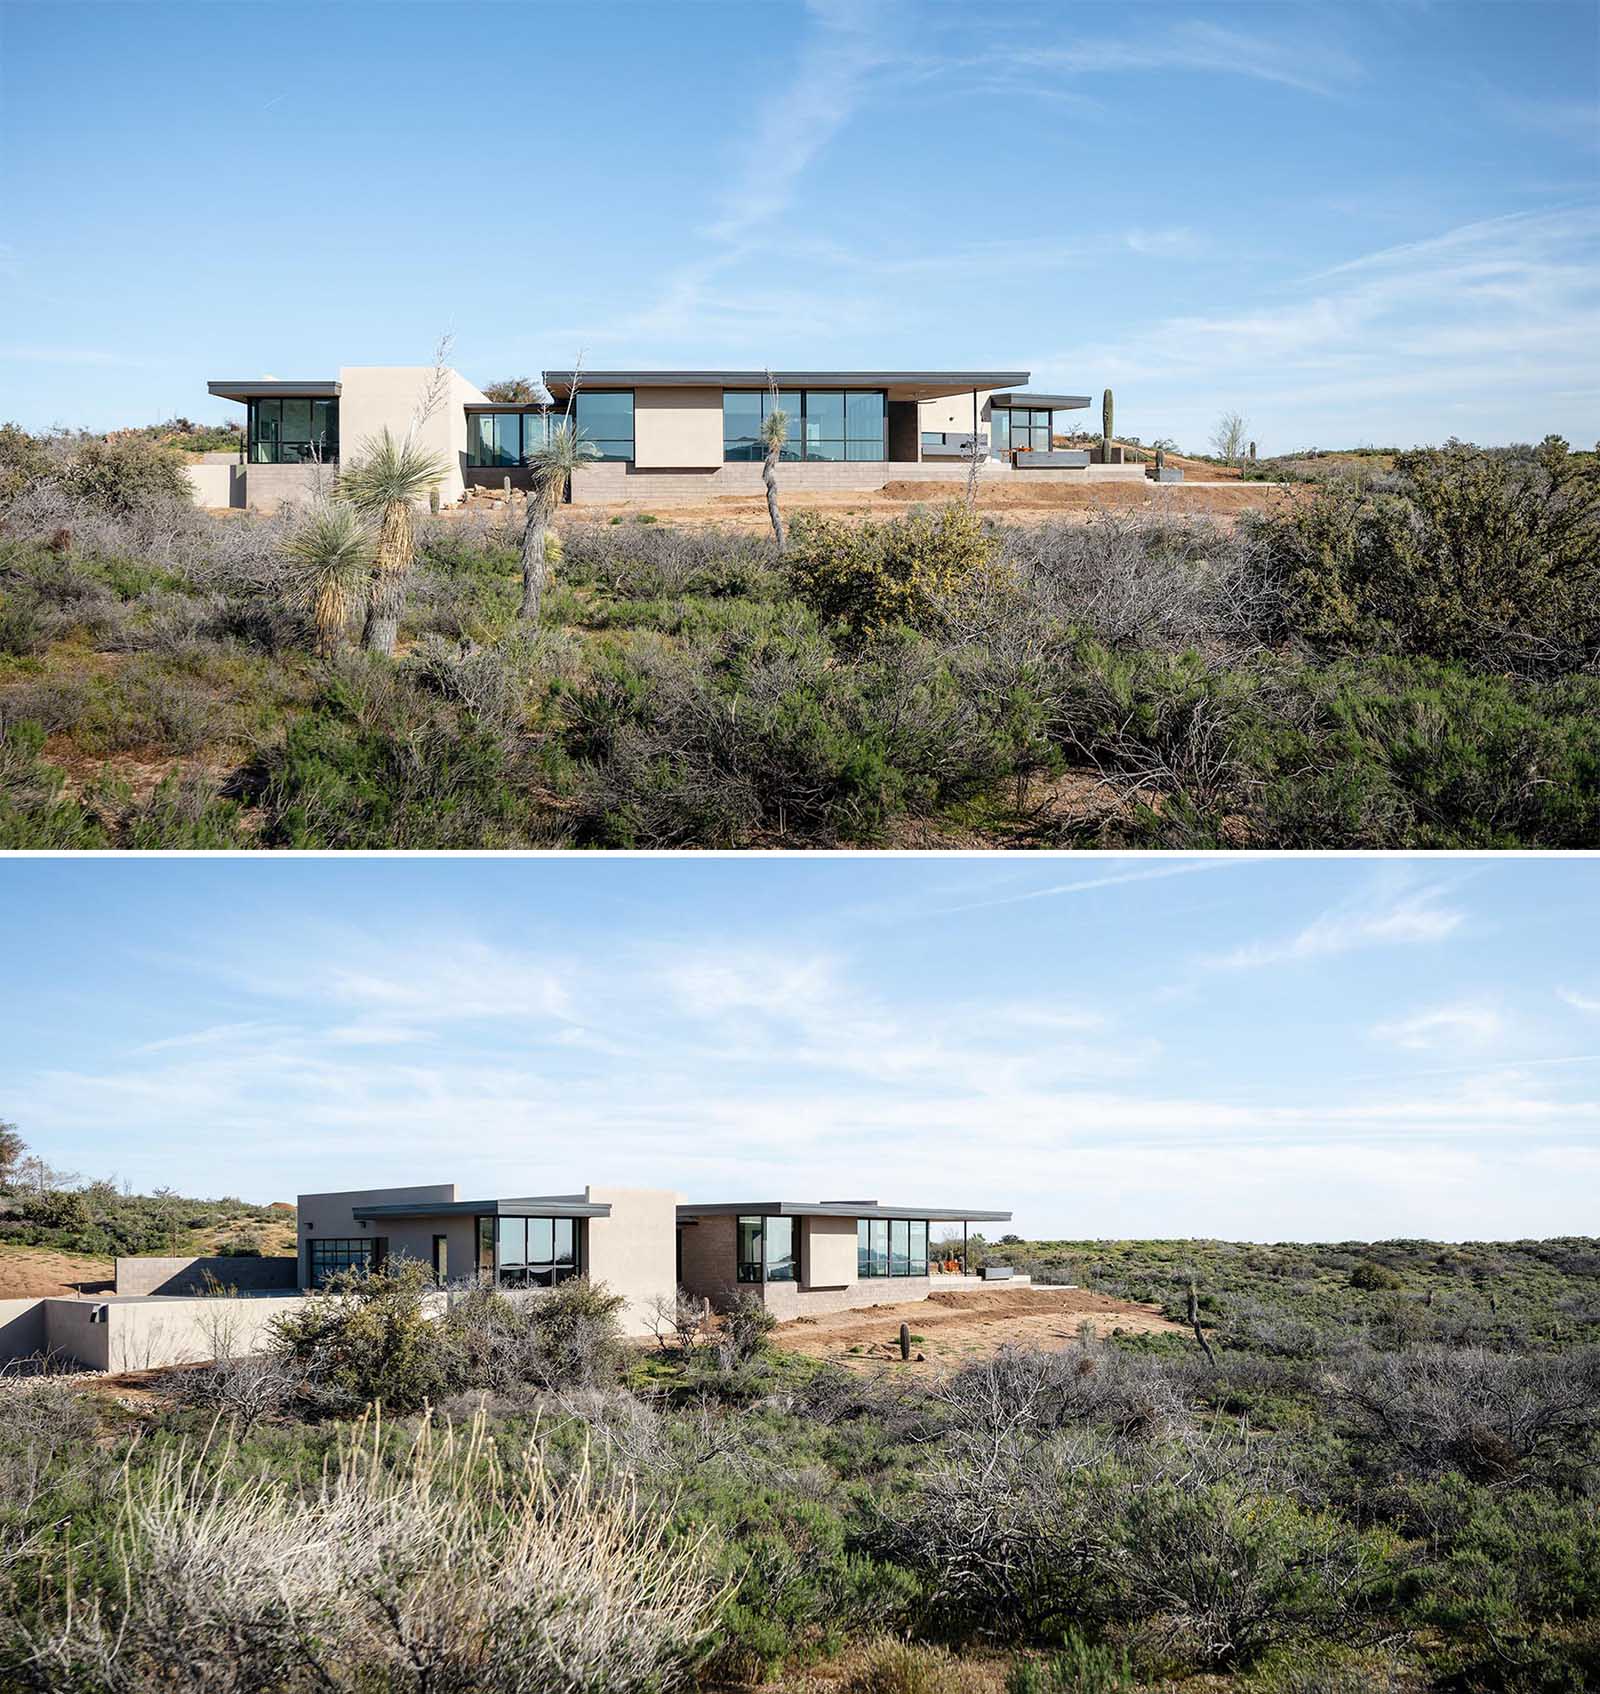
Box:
[736,1215,798,1283]
[997,406,1053,455]
[494,1215,579,1289]
[723,390,886,462]
[856,1218,929,1277]
[467,396,633,468]
[574,391,634,461]
[249,397,338,464]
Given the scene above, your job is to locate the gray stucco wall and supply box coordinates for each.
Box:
[0,1298,46,1365]
[115,1256,299,1297]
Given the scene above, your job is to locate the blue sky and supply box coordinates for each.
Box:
[3,855,1598,1241]
[2,0,1596,452]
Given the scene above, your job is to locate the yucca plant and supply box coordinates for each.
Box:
[281,500,375,656]
[761,404,789,553]
[339,428,447,654]
[518,418,599,623]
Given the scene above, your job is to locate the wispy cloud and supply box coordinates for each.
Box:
[1212,883,1465,971]
[1371,1003,1504,1051]
[1560,989,1600,1015]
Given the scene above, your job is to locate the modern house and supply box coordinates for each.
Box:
[189,363,1132,512]
[676,1199,1016,1319]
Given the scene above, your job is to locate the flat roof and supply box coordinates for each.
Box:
[207,380,340,402]
[991,391,1092,409]
[543,370,1030,402]
[677,1201,1012,1223]
[352,1196,612,1220]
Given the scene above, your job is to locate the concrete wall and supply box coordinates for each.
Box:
[40,1299,111,1372]
[115,1255,299,1297]
[919,390,996,437]
[297,1183,458,1288]
[584,1186,677,1337]
[0,1298,46,1365]
[183,462,240,508]
[104,1296,310,1373]
[632,387,724,470]
[337,366,488,508]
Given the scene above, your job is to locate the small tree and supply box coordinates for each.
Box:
[760,375,788,553]
[518,419,600,623]
[0,1120,23,1189]
[481,378,542,403]
[1210,410,1248,465]
[281,501,374,656]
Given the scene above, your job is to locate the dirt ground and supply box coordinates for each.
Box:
[768,1285,1184,1373]
[521,478,1310,533]
[0,1245,114,1298]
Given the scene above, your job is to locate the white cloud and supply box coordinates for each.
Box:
[1371,1003,1504,1051]
[1559,989,1600,1015]
[1212,884,1464,970]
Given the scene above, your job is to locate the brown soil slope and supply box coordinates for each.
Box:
[0,1246,115,1298]
[769,1285,1183,1372]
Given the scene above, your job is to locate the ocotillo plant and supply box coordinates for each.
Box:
[1101,389,1114,461]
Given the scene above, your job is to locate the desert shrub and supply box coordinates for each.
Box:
[170,1352,297,1429]
[1006,1632,1135,1694]
[1332,1346,1600,1486]
[17,1410,726,1694]
[67,658,221,755]
[1255,438,1600,673]
[1349,1261,1403,1292]
[561,521,780,601]
[55,434,192,514]
[1252,661,1600,849]
[718,1290,778,1366]
[846,1638,975,1694]
[787,504,997,640]
[269,1261,463,1416]
[446,1279,628,1393]
[0,423,51,501]
[249,658,530,848]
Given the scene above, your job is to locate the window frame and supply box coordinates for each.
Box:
[722,388,886,463]
[308,1236,386,1288]
[492,1214,582,1290]
[856,1216,931,1278]
[466,396,633,468]
[248,396,339,465]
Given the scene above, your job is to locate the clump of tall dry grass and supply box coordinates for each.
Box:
[23,1407,725,1693]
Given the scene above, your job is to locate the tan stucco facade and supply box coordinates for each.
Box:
[297,1182,465,1285]
[336,365,488,508]
[631,386,725,470]
[581,1185,679,1335]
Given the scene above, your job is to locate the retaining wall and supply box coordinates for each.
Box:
[115,1255,299,1297]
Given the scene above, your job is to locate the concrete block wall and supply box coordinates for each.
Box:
[115,1255,299,1297]
[0,1298,46,1365]
[678,1214,740,1306]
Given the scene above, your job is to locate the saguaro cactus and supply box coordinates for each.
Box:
[1249,441,1257,463]
[1155,445,1166,477]
[899,1323,911,1361]
[1101,389,1115,462]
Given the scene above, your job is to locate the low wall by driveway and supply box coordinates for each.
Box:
[115,1255,299,1297]
[0,1294,312,1373]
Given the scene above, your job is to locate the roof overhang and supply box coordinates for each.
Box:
[542,370,1030,404]
[207,380,341,403]
[353,1196,612,1221]
[677,1201,1012,1224]
[990,391,1091,410]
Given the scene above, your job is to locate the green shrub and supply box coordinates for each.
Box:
[1349,1261,1403,1292]
[787,504,998,639]
[1007,1631,1134,1694]
[1256,438,1600,673]
[57,434,192,513]
[0,421,51,499]
[0,720,106,848]
[847,1638,974,1694]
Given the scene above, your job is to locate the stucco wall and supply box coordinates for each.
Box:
[337,366,488,508]
[183,462,240,508]
[804,1216,857,1289]
[116,1255,299,1297]
[41,1299,111,1372]
[584,1186,678,1337]
[0,1298,46,1365]
[918,390,996,436]
[105,1296,310,1373]
[632,387,724,470]
[297,1183,458,1288]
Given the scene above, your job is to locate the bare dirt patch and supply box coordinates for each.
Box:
[0,1245,114,1298]
[769,1285,1184,1373]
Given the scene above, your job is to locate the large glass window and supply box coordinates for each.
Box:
[1002,407,1052,455]
[248,396,339,465]
[765,1216,796,1282]
[723,389,885,462]
[737,1216,765,1284]
[495,1215,581,1290]
[575,391,634,461]
[308,1237,385,1288]
[858,1217,930,1277]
